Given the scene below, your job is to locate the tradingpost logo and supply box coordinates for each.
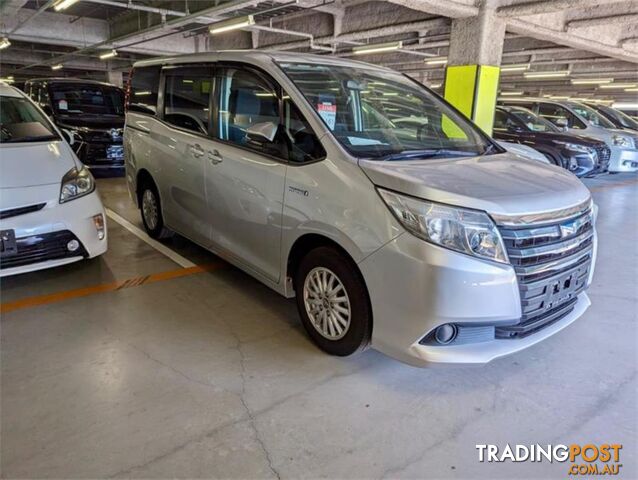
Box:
[476,444,623,476]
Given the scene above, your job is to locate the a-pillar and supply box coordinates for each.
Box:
[443,1,505,136]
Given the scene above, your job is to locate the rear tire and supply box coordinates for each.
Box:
[139,180,172,239]
[294,246,372,356]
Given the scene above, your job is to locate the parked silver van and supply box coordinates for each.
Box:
[124,51,597,366]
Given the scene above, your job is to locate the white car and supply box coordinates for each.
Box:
[0,82,107,277]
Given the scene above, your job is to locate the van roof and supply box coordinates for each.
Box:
[132,50,394,73]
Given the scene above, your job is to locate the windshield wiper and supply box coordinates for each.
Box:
[381,148,477,161]
[4,134,59,143]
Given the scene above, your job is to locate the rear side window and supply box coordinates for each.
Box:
[128,66,160,115]
[163,66,212,135]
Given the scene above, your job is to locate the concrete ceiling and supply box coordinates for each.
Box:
[1,0,637,103]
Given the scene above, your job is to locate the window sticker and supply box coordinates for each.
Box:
[58,99,68,110]
[347,136,386,146]
[317,101,336,130]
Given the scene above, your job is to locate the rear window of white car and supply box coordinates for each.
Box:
[0,95,59,143]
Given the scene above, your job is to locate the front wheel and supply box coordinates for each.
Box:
[295,247,372,356]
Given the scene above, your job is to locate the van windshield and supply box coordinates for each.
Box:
[278,62,496,160]
[0,95,59,143]
[50,83,124,117]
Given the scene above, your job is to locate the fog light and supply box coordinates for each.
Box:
[67,239,80,252]
[93,213,105,240]
[434,324,458,345]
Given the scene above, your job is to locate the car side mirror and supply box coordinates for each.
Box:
[555,117,569,130]
[246,122,278,144]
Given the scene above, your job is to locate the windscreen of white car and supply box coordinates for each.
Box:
[568,103,615,129]
[278,62,497,160]
[50,83,124,118]
[509,108,558,133]
[0,95,59,143]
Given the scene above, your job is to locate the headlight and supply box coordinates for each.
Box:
[60,166,95,203]
[377,188,508,264]
[612,134,631,147]
[552,140,592,154]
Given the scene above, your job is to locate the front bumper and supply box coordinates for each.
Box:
[358,231,593,367]
[608,146,638,172]
[0,190,107,277]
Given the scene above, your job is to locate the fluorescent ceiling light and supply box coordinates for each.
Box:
[51,64,63,71]
[625,88,638,92]
[134,91,151,96]
[54,0,80,11]
[0,37,11,50]
[425,56,447,66]
[613,103,638,110]
[0,76,14,83]
[599,83,637,89]
[99,49,117,60]
[550,96,570,100]
[500,91,524,96]
[524,70,570,79]
[571,78,613,85]
[500,63,530,72]
[209,15,255,35]
[352,41,403,55]
[429,83,441,89]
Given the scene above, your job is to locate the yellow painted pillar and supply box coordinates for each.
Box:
[443,64,501,136]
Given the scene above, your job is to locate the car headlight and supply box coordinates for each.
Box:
[60,166,95,203]
[377,188,508,264]
[552,140,592,154]
[612,134,631,147]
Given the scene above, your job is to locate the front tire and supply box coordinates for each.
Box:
[295,247,372,356]
[139,181,172,239]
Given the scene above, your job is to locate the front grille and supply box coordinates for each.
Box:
[0,230,87,270]
[593,144,611,172]
[0,203,46,220]
[496,206,594,339]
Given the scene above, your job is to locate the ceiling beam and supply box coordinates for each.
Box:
[386,0,478,19]
[567,13,638,30]
[497,0,621,17]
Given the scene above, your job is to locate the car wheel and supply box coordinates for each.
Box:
[295,246,372,356]
[139,181,172,239]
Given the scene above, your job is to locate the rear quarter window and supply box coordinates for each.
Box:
[128,66,161,115]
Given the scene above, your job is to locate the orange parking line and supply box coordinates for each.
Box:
[1,263,224,315]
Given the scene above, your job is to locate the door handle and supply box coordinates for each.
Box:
[189,143,205,158]
[208,149,223,165]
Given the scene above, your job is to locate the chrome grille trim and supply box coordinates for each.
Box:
[507,229,594,259]
[496,206,594,338]
[491,198,592,227]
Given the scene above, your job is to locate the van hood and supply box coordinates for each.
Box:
[359,152,591,217]
[0,140,79,189]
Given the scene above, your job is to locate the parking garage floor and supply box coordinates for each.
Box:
[1,174,636,479]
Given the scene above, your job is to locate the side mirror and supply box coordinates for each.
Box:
[555,117,569,130]
[246,122,278,144]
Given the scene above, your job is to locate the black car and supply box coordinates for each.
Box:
[585,103,638,132]
[23,78,125,174]
[493,105,610,177]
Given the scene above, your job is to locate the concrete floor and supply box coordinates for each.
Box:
[1,174,636,479]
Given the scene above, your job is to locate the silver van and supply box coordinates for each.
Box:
[502,98,638,173]
[124,51,597,367]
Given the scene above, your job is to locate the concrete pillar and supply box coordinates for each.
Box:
[106,70,123,87]
[443,1,505,135]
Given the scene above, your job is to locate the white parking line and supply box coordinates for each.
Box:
[105,208,196,268]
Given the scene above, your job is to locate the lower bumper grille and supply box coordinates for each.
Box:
[497,205,594,338]
[593,145,611,173]
[0,230,87,270]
